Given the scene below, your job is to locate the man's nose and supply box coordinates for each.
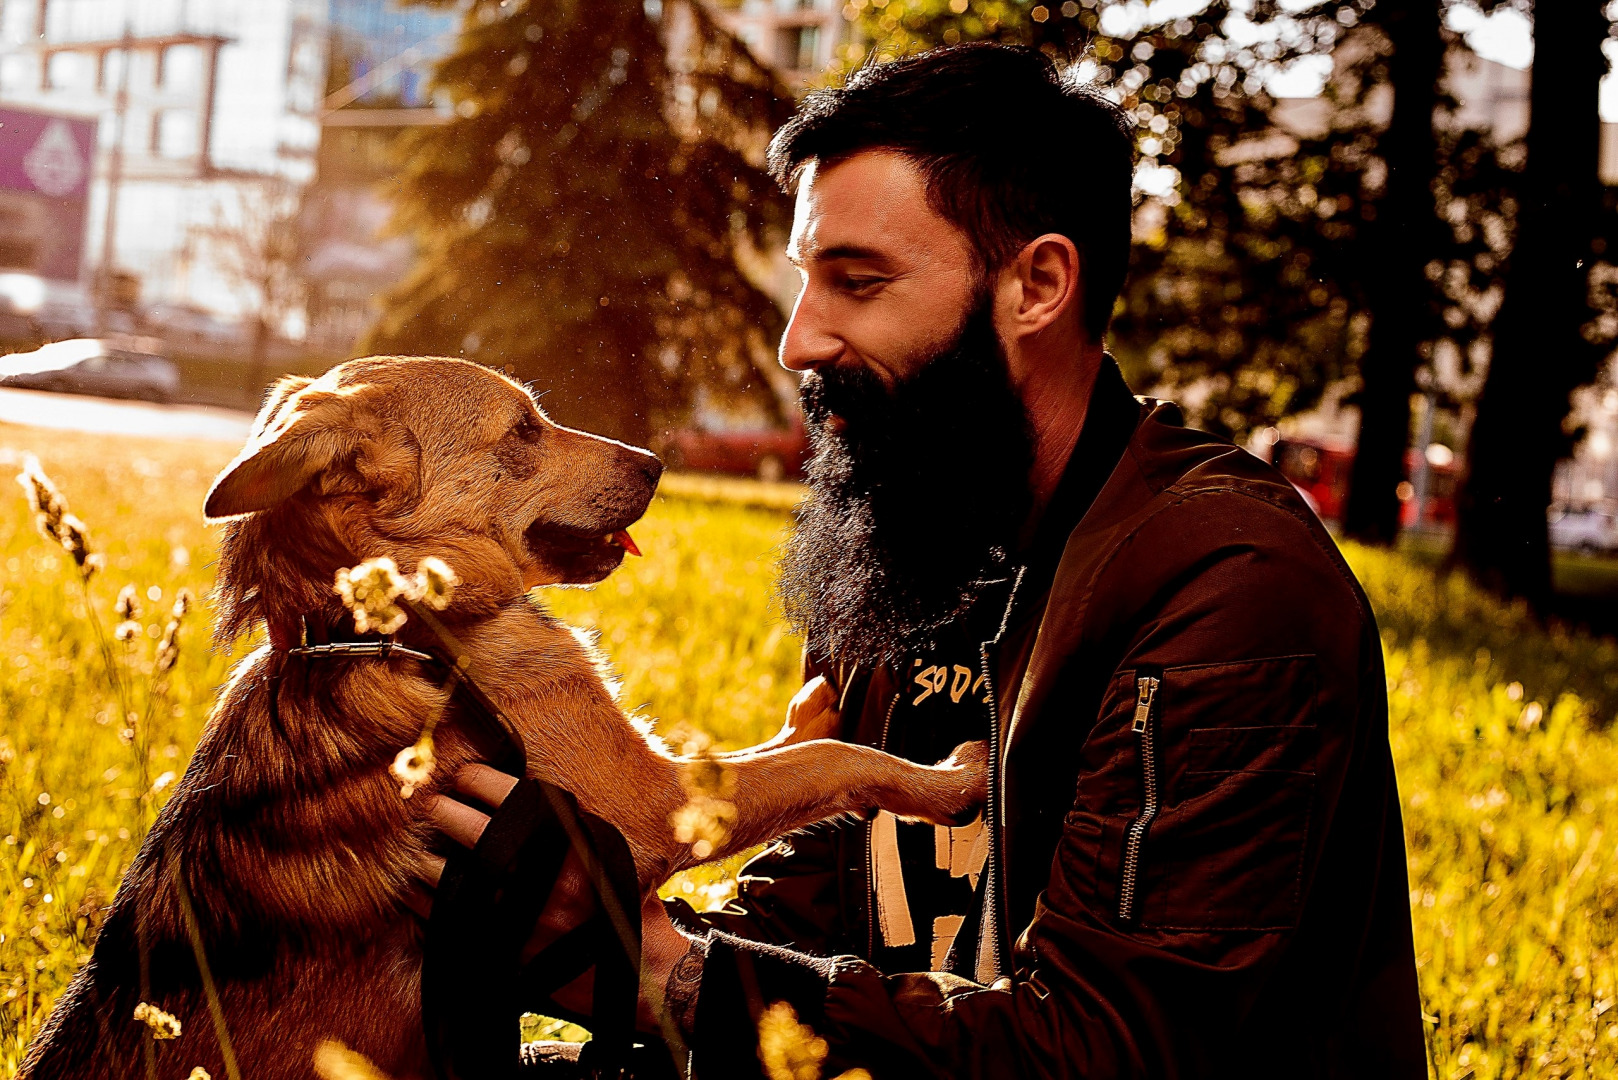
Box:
[778,287,841,373]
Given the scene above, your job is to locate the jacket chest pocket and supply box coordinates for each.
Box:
[1114,657,1320,932]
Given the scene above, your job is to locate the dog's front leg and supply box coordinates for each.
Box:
[673,739,988,873]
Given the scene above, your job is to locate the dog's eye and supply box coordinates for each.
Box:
[511,416,544,444]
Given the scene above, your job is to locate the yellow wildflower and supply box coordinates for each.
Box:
[133,1001,181,1040]
[757,1001,828,1080]
[756,1002,870,1080]
[391,733,436,798]
[312,1039,393,1080]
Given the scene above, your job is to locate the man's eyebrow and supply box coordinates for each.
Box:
[788,244,893,266]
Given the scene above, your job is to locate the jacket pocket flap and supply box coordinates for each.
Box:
[1186,725,1318,775]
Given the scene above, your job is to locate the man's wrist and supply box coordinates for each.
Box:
[662,933,708,1037]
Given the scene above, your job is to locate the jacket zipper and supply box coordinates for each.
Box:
[973,567,1025,983]
[975,642,1008,981]
[865,690,902,958]
[1118,673,1161,925]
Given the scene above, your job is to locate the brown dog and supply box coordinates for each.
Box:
[20,356,985,1079]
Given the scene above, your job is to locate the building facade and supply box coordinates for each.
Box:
[706,0,852,89]
[0,0,327,335]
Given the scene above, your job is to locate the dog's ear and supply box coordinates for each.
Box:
[205,375,372,521]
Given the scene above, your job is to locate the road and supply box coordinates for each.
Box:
[0,387,253,442]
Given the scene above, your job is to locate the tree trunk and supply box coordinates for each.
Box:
[1451,0,1607,606]
[247,317,271,411]
[1340,0,1446,545]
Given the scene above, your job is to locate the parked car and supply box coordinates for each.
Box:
[1549,506,1618,554]
[661,418,807,481]
[0,337,181,403]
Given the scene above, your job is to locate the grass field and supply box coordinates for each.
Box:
[4,421,1618,1077]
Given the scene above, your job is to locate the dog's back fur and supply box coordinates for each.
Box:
[21,357,985,1079]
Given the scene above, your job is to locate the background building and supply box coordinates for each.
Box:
[0,0,329,336]
[707,0,852,89]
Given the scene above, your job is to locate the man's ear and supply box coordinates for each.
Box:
[204,375,372,521]
[1001,232,1082,338]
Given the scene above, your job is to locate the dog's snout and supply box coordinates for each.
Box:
[636,450,664,487]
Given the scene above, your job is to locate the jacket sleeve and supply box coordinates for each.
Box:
[686,493,1415,1078]
[691,819,864,956]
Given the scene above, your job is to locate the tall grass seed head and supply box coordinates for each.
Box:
[155,620,182,672]
[115,583,141,620]
[133,1001,182,1040]
[188,1070,212,1080]
[171,586,195,620]
[335,557,410,635]
[16,454,94,570]
[670,794,737,860]
[414,556,458,610]
[114,620,142,642]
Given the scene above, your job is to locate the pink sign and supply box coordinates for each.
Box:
[0,107,95,281]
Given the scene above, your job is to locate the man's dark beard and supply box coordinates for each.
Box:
[779,298,1036,670]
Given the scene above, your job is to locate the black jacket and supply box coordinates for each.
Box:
[683,361,1426,1078]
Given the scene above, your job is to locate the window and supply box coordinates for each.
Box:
[161,44,202,92]
[0,54,30,93]
[155,110,197,159]
[99,49,126,93]
[45,50,90,90]
[777,24,819,71]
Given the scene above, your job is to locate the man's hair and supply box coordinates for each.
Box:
[767,44,1135,340]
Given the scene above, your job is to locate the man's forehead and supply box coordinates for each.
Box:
[787,150,955,263]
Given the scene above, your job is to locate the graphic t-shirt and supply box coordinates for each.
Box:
[868,595,1006,975]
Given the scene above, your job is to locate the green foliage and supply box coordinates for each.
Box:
[366,0,794,441]
[1352,537,1618,1075]
[8,425,1618,1074]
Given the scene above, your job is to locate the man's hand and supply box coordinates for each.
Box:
[415,764,702,1034]
[750,675,842,752]
[415,765,601,1016]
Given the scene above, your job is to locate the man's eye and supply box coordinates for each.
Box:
[842,276,886,293]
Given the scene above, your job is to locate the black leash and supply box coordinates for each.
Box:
[275,619,661,1079]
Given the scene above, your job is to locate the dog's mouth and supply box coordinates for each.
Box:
[523,520,643,583]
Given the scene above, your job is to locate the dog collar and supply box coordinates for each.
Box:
[274,615,439,665]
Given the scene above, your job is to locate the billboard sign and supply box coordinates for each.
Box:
[0,107,95,282]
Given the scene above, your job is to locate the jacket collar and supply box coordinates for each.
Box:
[995,354,1142,634]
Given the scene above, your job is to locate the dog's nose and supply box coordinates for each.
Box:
[638,451,664,486]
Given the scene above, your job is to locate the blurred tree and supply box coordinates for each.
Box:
[1338,0,1446,545]
[190,177,309,401]
[1452,0,1611,605]
[367,0,794,442]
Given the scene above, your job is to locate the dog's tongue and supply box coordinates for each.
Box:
[612,529,642,557]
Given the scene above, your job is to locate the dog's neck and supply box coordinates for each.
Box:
[215,495,526,651]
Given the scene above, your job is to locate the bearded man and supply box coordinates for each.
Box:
[429,44,1426,1078]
